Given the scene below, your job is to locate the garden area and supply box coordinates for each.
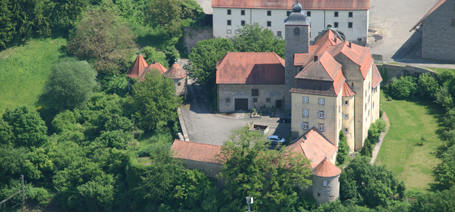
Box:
[375,91,444,191]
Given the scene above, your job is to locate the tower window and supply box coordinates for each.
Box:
[334,11,339,17]
[307,11,311,17]
[241,10,245,15]
[294,27,300,36]
[267,10,272,16]
[267,21,271,27]
[227,20,231,26]
[334,22,338,28]
[323,180,328,186]
[349,12,353,17]
[227,9,231,15]
[241,20,245,26]
[348,22,353,28]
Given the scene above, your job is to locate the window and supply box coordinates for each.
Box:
[303,96,309,103]
[235,29,240,34]
[241,10,245,15]
[227,29,232,34]
[318,98,325,105]
[365,103,367,110]
[317,111,327,119]
[348,22,353,28]
[372,102,374,109]
[319,123,326,132]
[323,180,328,187]
[303,109,309,117]
[345,100,349,105]
[339,105,341,113]
[267,21,271,27]
[227,9,231,15]
[241,20,245,26]
[345,114,349,120]
[225,98,230,103]
[334,22,338,28]
[267,10,271,16]
[277,31,282,37]
[358,38,362,42]
[334,11,339,17]
[178,82,181,86]
[344,128,348,134]
[253,98,258,103]
[351,82,354,87]
[252,89,259,96]
[301,122,309,130]
[348,12,353,17]
[227,20,231,26]
[266,98,271,103]
[294,27,300,36]
[368,110,370,116]
[307,11,311,17]
[287,11,291,16]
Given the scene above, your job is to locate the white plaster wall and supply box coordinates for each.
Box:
[213,8,368,43]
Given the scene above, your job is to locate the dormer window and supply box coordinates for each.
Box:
[294,27,300,36]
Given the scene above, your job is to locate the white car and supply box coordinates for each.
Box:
[267,135,286,145]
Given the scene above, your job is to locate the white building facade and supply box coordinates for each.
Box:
[212,0,370,45]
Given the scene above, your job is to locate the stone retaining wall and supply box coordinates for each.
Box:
[376,63,435,85]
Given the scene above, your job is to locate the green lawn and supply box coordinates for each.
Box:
[375,91,444,191]
[0,38,67,113]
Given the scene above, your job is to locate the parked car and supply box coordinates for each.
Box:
[267,135,286,145]
[279,114,291,123]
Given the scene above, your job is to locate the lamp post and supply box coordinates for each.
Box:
[246,196,253,212]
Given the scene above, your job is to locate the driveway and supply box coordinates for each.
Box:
[368,0,441,61]
[180,78,291,146]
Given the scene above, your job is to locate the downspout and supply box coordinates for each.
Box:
[250,9,252,25]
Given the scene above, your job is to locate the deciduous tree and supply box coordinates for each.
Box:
[232,23,285,58]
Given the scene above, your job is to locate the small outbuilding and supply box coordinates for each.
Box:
[163,62,188,96]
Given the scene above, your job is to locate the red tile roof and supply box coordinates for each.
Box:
[342,82,356,97]
[312,157,341,177]
[326,41,373,79]
[294,29,344,67]
[138,62,168,82]
[295,52,345,96]
[171,140,223,164]
[164,62,187,79]
[126,54,148,79]
[372,64,382,88]
[410,0,447,31]
[212,0,369,10]
[216,52,285,84]
[287,127,337,168]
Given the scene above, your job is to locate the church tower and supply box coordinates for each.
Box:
[284,0,311,110]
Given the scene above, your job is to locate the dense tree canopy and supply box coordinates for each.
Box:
[39,58,97,113]
[67,6,137,77]
[131,69,181,132]
[219,126,314,212]
[232,23,285,58]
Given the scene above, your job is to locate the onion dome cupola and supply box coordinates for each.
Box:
[284,0,311,26]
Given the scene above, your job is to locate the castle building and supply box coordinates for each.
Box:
[286,1,382,151]
[211,0,370,45]
[410,0,455,61]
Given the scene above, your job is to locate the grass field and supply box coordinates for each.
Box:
[375,91,444,192]
[0,38,67,113]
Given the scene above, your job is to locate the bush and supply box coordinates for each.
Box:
[360,139,372,158]
[337,130,350,165]
[388,76,418,100]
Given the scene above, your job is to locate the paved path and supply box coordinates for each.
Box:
[370,112,391,165]
[180,78,290,146]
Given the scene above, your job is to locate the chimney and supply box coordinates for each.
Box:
[348,41,352,48]
[314,55,318,62]
[153,59,156,64]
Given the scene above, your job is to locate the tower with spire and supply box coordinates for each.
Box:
[284,0,311,110]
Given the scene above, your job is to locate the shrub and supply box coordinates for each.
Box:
[388,76,418,100]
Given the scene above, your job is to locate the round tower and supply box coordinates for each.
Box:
[312,157,341,205]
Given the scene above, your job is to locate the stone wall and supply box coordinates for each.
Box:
[422,0,455,61]
[377,64,435,85]
[174,77,187,96]
[218,84,285,113]
[183,159,224,188]
[312,175,340,205]
[184,26,213,54]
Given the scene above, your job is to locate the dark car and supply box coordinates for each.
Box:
[279,114,291,123]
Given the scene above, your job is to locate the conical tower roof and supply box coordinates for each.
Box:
[138,61,168,82]
[163,62,187,79]
[126,54,148,79]
[312,157,341,177]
